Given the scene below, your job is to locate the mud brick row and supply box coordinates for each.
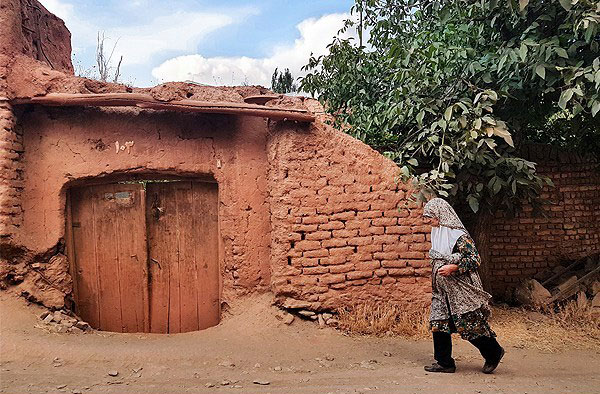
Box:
[0,101,23,238]
[268,121,433,310]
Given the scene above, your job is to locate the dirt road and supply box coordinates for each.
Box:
[1,293,599,393]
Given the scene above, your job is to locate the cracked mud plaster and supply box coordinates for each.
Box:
[8,106,271,306]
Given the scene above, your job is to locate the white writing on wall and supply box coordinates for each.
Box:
[115,141,134,154]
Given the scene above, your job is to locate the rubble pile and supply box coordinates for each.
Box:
[513,254,600,317]
[294,310,340,328]
[274,307,339,328]
[37,309,92,334]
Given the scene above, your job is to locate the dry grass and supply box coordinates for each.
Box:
[492,301,600,352]
[338,301,600,352]
[337,302,430,339]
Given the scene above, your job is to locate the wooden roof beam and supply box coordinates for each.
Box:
[11,93,315,122]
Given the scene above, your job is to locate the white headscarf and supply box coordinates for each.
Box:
[424,198,468,255]
[430,227,466,255]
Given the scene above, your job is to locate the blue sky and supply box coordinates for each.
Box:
[39,0,356,87]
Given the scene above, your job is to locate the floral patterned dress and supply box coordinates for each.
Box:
[429,234,496,340]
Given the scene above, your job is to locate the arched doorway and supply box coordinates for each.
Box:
[66,179,220,333]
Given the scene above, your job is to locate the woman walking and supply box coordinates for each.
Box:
[422,198,504,374]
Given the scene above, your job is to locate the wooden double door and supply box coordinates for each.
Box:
[67,181,220,333]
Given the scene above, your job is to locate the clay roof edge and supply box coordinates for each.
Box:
[11,93,315,122]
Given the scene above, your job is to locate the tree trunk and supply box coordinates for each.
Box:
[471,211,493,293]
[455,203,494,294]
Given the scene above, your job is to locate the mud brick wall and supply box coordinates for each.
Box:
[268,117,432,311]
[489,144,600,295]
[1,106,273,308]
[0,101,23,241]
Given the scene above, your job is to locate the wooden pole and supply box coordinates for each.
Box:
[11,93,316,122]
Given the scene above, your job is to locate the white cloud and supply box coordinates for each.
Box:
[151,13,359,87]
[39,0,94,49]
[111,12,236,66]
[38,0,254,66]
[38,1,359,88]
[40,0,75,20]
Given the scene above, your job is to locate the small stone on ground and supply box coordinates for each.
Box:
[283,314,295,325]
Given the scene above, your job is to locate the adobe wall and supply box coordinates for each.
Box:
[2,105,272,307]
[267,112,432,311]
[488,144,600,295]
[0,101,23,243]
[1,0,73,257]
[17,0,73,73]
[0,0,73,75]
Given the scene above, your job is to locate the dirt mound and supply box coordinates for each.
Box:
[6,56,309,111]
[135,83,269,104]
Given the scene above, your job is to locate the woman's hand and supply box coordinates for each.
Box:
[437,264,459,276]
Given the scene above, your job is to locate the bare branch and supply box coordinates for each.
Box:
[113,56,123,83]
[95,31,123,83]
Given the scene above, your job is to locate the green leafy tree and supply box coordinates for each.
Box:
[301,0,600,214]
[271,68,298,93]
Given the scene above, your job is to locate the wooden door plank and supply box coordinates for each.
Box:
[147,183,169,333]
[177,182,200,332]
[112,183,147,332]
[70,183,149,333]
[168,185,182,334]
[147,183,180,333]
[193,182,220,329]
[147,180,220,333]
[140,188,150,333]
[65,191,79,308]
[93,184,124,332]
[70,186,101,328]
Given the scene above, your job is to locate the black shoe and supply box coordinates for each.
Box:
[424,362,456,373]
[482,347,505,374]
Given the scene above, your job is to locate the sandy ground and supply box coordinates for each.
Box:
[1,292,599,394]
